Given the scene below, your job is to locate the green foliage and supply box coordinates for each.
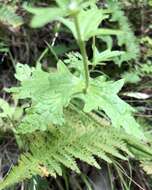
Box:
[26,6,65,28]
[0,0,151,189]
[6,57,144,139]
[76,77,144,138]
[5,0,146,137]
[107,0,139,65]
[7,62,83,133]
[0,4,23,27]
[0,98,23,131]
[0,98,15,118]
[140,36,152,58]
[122,71,141,84]
[0,108,151,190]
[93,48,124,65]
[59,6,110,41]
[149,0,152,6]
[122,61,152,84]
[24,0,86,28]
[26,2,121,42]
[140,61,152,75]
[141,162,152,175]
[0,42,9,53]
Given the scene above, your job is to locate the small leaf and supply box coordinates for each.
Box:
[93,47,124,65]
[121,71,141,84]
[0,98,15,118]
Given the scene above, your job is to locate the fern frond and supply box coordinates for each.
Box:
[107,0,139,65]
[0,107,152,190]
[0,110,133,190]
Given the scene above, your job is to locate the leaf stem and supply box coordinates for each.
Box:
[73,15,89,93]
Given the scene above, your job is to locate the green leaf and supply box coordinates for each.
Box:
[8,62,83,133]
[16,93,65,133]
[25,0,96,28]
[6,63,50,100]
[93,47,124,65]
[59,7,108,41]
[56,0,94,11]
[48,61,84,99]
[0,98,15,118]
[76,77,145,139]
[56,0,95,10]
[25,6,66,28]
[121,71,141,84]
[94,29,122,36]
[64,52,85,77]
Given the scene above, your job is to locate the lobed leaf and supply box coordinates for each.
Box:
[7,62,84,133]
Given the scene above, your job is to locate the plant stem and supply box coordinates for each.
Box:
[92,36,96,65]
[73,15,89,93]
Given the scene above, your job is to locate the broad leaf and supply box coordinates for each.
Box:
[77,77,145,139]
[7,62,83,133]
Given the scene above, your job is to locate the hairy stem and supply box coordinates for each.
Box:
[73,15,89,93]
